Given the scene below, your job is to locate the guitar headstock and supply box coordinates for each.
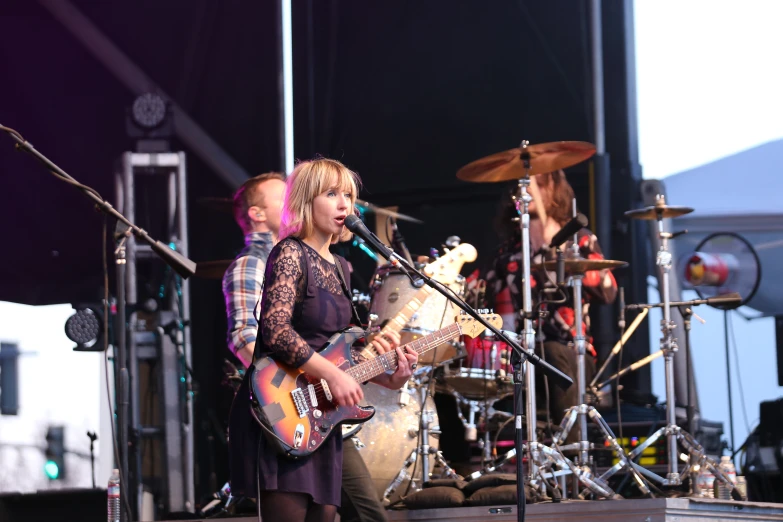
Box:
[422,243,477,283]
[457,313,503,338]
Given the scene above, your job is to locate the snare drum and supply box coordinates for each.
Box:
[369,265,462,365]
[444,334,515,399]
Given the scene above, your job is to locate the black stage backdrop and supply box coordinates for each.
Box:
[0,0,648,502]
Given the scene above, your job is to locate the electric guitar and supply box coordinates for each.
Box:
[249,313,500,458]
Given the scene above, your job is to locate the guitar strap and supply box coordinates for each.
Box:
[334,256,363,327]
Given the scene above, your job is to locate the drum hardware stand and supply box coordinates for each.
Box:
[382,377,459,506]
[549,263,650,498]
[505,151,615,502]
[592,196,742,500]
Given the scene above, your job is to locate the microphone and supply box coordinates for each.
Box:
[549,213,588,249]
[706,292,742,307]
[618,287,626,330]
[344,214,397,262]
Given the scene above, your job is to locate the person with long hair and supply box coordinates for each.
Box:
[485,170,617,436]
[228,158,417,522]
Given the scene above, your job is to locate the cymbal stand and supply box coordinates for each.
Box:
[511,144,609,501]
[551,266,650,497]
[594,196,742,500]
[512,141,545,499]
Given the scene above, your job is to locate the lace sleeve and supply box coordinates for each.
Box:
[259,239,314,367]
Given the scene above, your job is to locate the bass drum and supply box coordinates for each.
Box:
[369,266,462,365]
[347,378,438,502]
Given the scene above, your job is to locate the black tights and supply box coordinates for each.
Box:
[258,491,337,522]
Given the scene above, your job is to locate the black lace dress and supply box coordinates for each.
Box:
[228,237,354,507]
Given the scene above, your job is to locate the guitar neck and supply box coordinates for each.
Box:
[380,286,435,336]
[361,285,435,358]
[347,322,461,383]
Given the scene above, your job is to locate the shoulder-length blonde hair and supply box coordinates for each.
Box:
[279,158,360,242]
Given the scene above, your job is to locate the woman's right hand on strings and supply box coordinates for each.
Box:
[327,368,363,407]
[300,351,363,406]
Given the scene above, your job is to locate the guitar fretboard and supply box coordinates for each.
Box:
[347,322,462,383]
[362,285,435,358]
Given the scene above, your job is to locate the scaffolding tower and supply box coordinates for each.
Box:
[115,151,194,518]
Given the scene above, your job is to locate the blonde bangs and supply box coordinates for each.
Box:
[279,158,361,242]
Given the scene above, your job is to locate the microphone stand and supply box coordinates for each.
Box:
[1,124,196,521]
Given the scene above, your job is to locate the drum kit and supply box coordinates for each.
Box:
[199,139,743,509]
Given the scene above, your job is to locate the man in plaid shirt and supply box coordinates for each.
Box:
[222,172,286,368]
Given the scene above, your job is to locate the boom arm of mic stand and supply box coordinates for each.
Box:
[392,254,573,389]
[1,125,197,277]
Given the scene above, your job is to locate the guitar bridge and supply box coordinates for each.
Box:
[291,388,309,418]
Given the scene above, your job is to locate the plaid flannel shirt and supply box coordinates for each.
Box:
[222,232,275,357]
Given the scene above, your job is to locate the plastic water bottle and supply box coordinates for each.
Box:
[695,466,715,498]
[713,456,738,500]
[108,469,121,522]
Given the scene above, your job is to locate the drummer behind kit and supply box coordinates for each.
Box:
[451,141,745,503]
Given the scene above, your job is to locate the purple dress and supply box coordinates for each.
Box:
[228,237,354,507]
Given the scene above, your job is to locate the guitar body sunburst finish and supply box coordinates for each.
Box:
[249,328,374,458]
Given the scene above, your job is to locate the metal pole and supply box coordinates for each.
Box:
[724,311,735,453]
[278,0,294,174]
[590,0,605,155]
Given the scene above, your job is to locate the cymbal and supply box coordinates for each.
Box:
[456,141,596,183]
[625,204,694,220]
[195,259,233,279]
[355,199,423,224]
[532,258,628,274]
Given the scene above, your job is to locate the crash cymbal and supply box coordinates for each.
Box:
[624,204,694,220]
[355,199,423,224]
[195,259,233,279]
[197,197,233,214]
[457,141,596,183]
[532,258,628,274]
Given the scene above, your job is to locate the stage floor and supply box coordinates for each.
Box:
[383,498,783,522]
[181,498,783,522]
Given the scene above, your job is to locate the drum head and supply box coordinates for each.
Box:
[351,380,438,502]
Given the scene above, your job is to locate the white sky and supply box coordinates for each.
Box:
[635,0,783,462]
[636,0,783,179]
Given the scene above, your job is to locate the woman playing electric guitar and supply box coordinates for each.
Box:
[228,158,417,522]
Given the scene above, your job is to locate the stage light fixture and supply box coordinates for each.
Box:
[64,306,103,352]
[125,92,173,152]
[131,93,167,130]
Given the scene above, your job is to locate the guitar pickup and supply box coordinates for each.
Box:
[291,388,309,418]
[321,379,333,402]
[308,384,318,407]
